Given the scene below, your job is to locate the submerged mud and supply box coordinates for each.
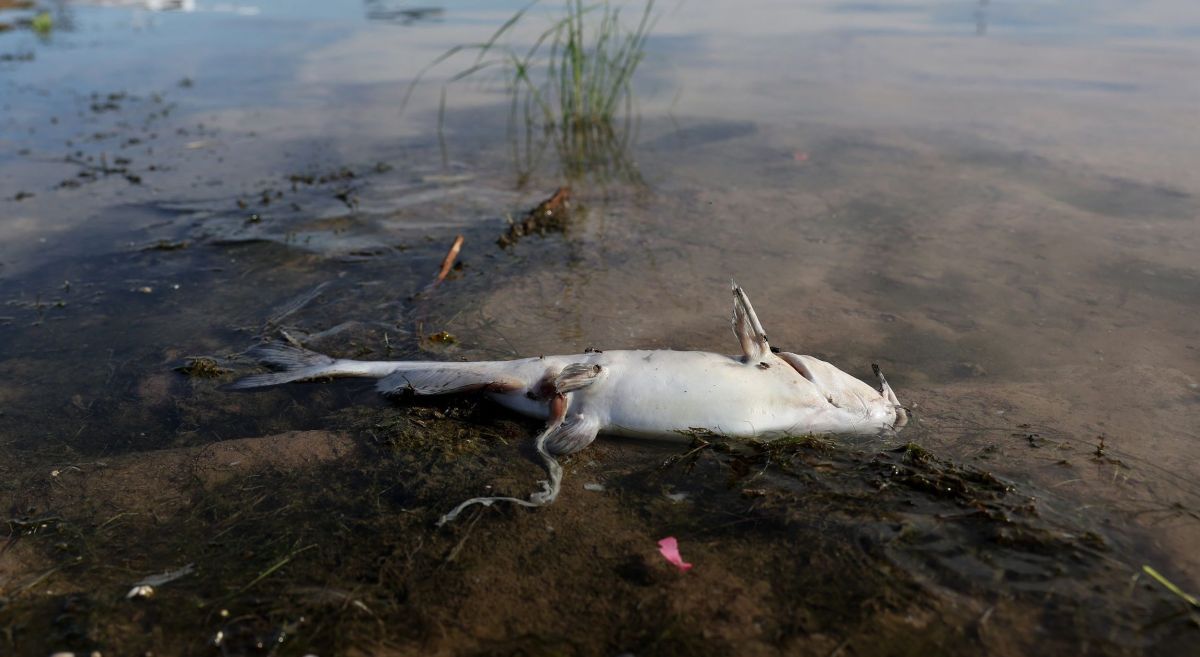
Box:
[1,395,1193,656]
[2,125,1199,653]
[2,120,1198,653]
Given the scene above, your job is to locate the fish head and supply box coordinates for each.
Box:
[776,352,906,431]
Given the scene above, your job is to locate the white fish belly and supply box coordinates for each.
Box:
[580,350,826,439]
[484,350,897,440]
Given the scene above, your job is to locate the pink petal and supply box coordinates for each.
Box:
[657,536,693,572]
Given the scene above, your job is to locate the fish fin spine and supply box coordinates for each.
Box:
[872,363,908,429]
[731,282,770,362]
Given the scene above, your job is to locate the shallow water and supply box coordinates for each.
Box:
[1,1,1198,655]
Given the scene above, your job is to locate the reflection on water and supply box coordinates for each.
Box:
[975,0,989,35]
[363,1,443,26]
[1,0,1199,654]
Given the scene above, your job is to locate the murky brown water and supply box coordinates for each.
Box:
[1,1,1198,655]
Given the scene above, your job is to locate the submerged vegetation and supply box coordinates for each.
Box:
[0,1,59,39]
[404,0,655,184]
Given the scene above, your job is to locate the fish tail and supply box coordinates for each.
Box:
[228,342,363,389]
[229,342,525,395]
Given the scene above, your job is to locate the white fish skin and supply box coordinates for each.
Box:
[230,283,907,456]
[508,349,903,441]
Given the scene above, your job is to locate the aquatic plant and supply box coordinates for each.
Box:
[29,9,50,35]
[403,0,655,184]
[1143,565,1200,609]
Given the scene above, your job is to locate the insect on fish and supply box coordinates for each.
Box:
[231,283,907,524]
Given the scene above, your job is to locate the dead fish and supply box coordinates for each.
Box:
[231,283,906,523]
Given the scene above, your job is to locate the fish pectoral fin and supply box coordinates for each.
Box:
[731,282,771,362]
[376,367,521,396]
[554,362,605,394]
[544,414,601,455]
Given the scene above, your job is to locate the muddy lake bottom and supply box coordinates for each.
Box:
[0,129,1196,654]
[2,1,1200,655]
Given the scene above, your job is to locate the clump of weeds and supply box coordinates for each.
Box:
[174,356,230,378]
[403,0,655,184]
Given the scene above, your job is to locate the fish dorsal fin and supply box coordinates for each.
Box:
[731,282,770,362]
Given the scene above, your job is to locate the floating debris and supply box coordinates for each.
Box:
[126,584,154,599]
[126,563,194,599]
[432,234,464,286]
[498,187,570,248]
[267,281,331,326]
[657,537,692,572]
[421,173,473,185]
[141,239,188,251]
[175,357,230,378]
[426,331,456,346]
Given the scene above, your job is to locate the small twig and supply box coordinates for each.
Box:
[15,564,68,595]
[497,186,571,247]
[227,543,318,599]
[433,234,464,286]
[267,281,331,326]
[278,328,304,348]
[97,511,138,532]
[443,507,484,564]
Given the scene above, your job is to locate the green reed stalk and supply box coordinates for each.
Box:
[403,0,655,182]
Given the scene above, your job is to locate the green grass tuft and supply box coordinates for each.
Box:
[403,0,655,184]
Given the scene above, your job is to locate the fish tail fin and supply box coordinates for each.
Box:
[247,342,337,371]
[227,342,347,389]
